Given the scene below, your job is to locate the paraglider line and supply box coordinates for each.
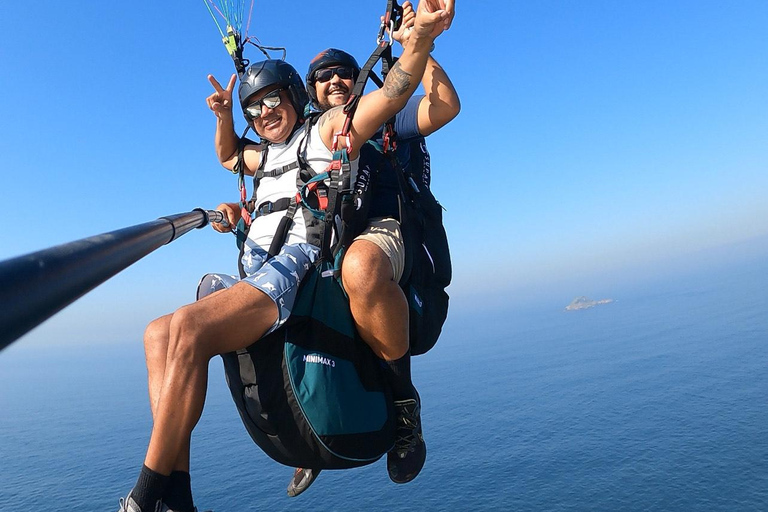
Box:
[203,0,227,38]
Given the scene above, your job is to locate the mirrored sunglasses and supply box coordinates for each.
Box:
[245,89,283,119]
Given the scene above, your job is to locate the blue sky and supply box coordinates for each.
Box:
[2,1,768,347]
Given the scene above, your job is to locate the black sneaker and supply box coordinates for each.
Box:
[286,467,321,497]
[387,393,427,483]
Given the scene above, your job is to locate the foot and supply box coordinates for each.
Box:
[287,467,321,497]
[162,505,211,512]
[118,493,209,512]
[387,393,427,484]
[117,493,162,512]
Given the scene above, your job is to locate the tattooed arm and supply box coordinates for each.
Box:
[318,0,451,158]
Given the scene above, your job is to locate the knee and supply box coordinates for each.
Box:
[166,305,212,362]
[342,242,393,298]
[144,316,170,363]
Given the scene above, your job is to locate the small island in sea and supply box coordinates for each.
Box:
[565,296,614,311]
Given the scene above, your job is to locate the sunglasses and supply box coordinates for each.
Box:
[245,89,283,119]
[314,66,356,83]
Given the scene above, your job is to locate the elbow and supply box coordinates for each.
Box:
[436,93,461,128]
[446,90,461,121]
[430,99,461,135]
[446,96,461,123]
[220,156,237,173]
[218,146,240,172]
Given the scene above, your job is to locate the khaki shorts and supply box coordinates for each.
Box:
[353,217,405,282]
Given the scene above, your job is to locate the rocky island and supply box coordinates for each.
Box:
[565,296,614,311]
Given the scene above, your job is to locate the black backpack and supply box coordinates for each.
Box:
[360,137,452,356]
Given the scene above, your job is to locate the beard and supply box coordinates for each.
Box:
[318,85,350,112]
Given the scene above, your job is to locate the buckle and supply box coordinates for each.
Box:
[332,131,352,152]
[257,202,274,215]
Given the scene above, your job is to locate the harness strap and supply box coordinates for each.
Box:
[341,0,402,137]
[296,113,321,174]
[267,202,299,259]
[256,161,299,180]
[236,129,258,227]
[251,197,295,218]
[260,116,323,260]
[325,150,352,265]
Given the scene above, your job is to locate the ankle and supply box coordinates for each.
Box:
[132,465,169,511]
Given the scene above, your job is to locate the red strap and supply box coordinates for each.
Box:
[332,131,352,153]
[239,179,251,227]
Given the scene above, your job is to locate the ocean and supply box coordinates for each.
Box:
[1,255,767,511]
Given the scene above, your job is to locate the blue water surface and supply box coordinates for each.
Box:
[1,259,767,511]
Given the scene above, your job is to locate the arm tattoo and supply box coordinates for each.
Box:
[382,61,412,99]
[318,105,345,130]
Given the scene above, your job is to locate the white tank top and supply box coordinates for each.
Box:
[246,122,358,251]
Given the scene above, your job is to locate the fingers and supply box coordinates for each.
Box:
[226,74,236,92]
[416,0,449,36]
[419,0,443,13]
[224,206,238,228]
[208,74,224,93]
[212,203,237,232]
[206,75,234,116]
[403,2,416,25]
[443,0,455,29]
[419,9,448,26]
[206,94,228,116]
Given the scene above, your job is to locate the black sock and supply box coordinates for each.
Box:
[381,351,416,401]
[132,465,169,512]
[163,471,195,512]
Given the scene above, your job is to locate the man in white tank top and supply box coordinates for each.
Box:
[118,3,455,512]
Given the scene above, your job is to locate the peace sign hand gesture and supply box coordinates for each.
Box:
[206,74,237,120]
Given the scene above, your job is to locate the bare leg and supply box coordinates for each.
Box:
[143,281,278,475]
[342,238,425,484]
[144,315,172,419]
[143,288,228,473]
[342,239,409,361]
[144,315,194,473]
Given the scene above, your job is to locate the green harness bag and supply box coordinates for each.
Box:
[220,261,395,469]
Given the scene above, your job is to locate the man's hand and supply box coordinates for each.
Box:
[391,1,416,45]
[413,0,451,40]
[207,74,237,120]
[212,202,239,233]
[442,0,455,30]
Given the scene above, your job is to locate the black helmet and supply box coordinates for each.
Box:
[306,48,361,109]
[238,59,309,122]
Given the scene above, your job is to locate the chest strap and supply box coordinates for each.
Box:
[255,161,300,180]
[251,197,295,218]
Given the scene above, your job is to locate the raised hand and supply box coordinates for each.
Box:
[391,1,416,45]
[206,74,237,120]
[413,0,451,40]
[442,0,455,30]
